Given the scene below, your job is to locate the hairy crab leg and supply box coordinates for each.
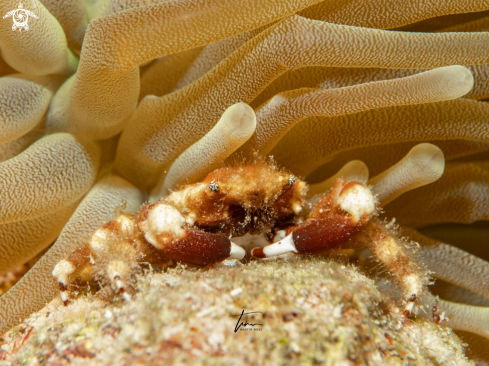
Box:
[53,211,170,305]
[359,220,431,317]
[52,245,90,306]
[52,207,150,305]
[403,226,489,339]
[252,178,430,316]
[0,174,145,333]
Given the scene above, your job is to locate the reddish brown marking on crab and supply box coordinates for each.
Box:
[432,300,447,324]
[14,325,34,348]
[69,245,91,268]
[248,247,266,258]
[292,216,364,255]
[339,180,361,195]
[159,229,232,266]
[103,219,120,233]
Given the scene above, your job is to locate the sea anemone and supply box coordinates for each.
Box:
[0,0,488,361]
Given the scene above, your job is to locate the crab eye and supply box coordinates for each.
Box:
[209,181,219,192]
[287,175,296,186]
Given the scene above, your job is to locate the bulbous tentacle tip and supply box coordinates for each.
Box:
[225,102,257,135]
[411,143,446,177]
[438,65,475,98]
[369,142,445,207]
[308,160,369,199]
[152,102,257,198]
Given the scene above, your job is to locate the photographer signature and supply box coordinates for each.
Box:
[232,310,264,332]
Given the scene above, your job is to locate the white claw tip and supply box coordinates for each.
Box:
[252,234,297,258]
[229,242,246,260]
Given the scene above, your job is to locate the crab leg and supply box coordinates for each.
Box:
[252,180,377,258]
[53,214,143,305]
[362,220,430,317]
[251,179,429,317]
[138,202,246,266]
[54,202,247,305]
[52,244,91,306]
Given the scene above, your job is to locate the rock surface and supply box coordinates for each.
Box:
[0,257,472,365]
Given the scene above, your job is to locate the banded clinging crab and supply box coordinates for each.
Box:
[52,161,432,319]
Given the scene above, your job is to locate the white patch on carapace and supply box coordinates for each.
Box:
[337,183,375,223]
[141,203,186,249]
[52,259,75,285]
[166,183,205,225]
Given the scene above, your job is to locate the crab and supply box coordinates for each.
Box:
[52,162,431,318]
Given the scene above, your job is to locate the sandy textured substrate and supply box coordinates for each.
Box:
[0,257,472,365]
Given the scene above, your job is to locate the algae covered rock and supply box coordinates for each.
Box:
[0,257,471,365]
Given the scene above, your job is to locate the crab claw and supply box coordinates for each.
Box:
[229,242,247,260]
[138,201,245,266]
[251,233,297,258]
[252,180,377,259]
